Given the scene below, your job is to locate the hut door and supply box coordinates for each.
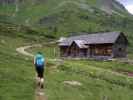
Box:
[70,42,78,57]
[79,49,87,57]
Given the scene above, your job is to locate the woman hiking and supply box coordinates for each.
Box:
[34,52,45,89]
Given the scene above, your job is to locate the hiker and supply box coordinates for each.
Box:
[34,52,45,88]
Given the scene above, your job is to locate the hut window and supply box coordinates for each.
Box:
[119,48,122,52]
[94,45,112,56]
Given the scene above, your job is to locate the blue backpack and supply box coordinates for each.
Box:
[35,54,45,67]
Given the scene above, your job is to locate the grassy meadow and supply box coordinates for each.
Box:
[0,35,35,100]
[45,60,133,100]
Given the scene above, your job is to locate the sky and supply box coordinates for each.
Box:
[117,0,133,14]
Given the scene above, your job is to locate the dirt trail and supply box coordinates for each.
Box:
[16,44,42,57]
[16,41,56,57]
[16,43,62,62]
[35,83,47,100]
[16,44,47,100]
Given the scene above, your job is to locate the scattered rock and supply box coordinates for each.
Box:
[25,57,29,61]
[128,73,133,77]
[1,40,6,44]
[117,70,133,77]
[63,81,82,86]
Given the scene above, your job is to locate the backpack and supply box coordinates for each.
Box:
[35,54,45,67]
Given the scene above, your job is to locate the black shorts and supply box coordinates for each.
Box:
[35,66,44,78]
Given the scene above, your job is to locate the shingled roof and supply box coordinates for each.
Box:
[59,32,125,46]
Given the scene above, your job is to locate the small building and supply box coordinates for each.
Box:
[58,32,128,59]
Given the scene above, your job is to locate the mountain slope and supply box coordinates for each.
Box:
[0,0,133,43]
[0,0,129,24]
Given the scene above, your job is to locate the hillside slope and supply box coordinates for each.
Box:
[0,0,131,29]
[0,0,130,24]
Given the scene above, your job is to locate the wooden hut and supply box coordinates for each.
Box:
[58,32,128,59]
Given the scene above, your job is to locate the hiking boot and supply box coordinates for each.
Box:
[41,84,44,89]
[36,81,40,87]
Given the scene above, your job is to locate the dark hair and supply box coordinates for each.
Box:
[36,52,45,57]
[37,52,42,54]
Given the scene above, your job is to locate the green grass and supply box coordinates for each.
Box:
[0,35,35,100]
[44,59,133,100]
